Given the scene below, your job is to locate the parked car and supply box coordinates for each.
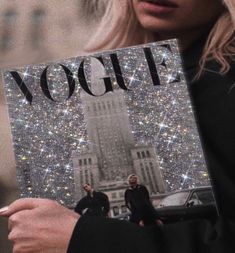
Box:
[114,186,217,224]
[113,211,131,221]
[156,186,217,223]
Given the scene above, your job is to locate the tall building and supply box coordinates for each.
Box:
[131,147,165,194]
[82,88,135,181]
[73,59,165,216]
[0,0,105,68]
[72,152,99,200]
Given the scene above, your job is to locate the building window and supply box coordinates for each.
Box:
[4,10,17,24]
[79,159,82,166]
[137,152,141,159]
[1,10,17,50]
[111,192,117,199]
[88,158,92,165]
[121,205,127,213]
[107,101,111,110]
[32,9,45,25]
[141,151,146,158]
[1,33,13,50]
[146,150,150,157]
[31,9,45,48]
[84,159,87,165]
[141,167,147,182]
[93,103,97,111]
[91,174,94,186]
[146,166,154,193]
[85,170,89,182]
[119,191,124,198]
[113,206,119,216]
[150,164,157,190]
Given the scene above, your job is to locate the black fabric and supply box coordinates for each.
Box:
[67,39,235,252]
[183,39,235,219]
[67,215,162,253]
[125,185,159,225]
[74,191,110,217]
[67,217,235,253]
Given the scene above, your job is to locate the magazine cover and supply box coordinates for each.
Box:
[2,40,216,220]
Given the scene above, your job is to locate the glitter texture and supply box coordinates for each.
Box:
[3,40,210,208]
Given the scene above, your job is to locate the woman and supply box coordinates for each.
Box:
[1,0,235,252]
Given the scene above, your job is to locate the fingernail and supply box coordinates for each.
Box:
[0,206,9,214]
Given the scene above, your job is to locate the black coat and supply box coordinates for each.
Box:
[68,38,235,253]
[125,185,151,211]
[125,185,158,224]
[74,191,110,217]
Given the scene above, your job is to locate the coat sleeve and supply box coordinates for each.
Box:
[141,185,150,201]
[74,199,85,215]
[67,49,235,253]
[124,189,132,210]
[67,216,235,253]
[102,193,110,215]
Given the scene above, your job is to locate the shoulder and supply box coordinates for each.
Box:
[124,188,132,196]
[191,59,235,92]
[75,196,86,206]
[79,196,88,201]
[96,191,108,197]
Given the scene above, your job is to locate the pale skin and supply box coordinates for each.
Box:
[83,183,93,193]
[0,0,226,252]
[0,198,79,253]
[132,0,224,50]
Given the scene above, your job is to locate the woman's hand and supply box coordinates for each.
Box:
[0,198,80,253]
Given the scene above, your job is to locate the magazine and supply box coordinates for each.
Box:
[2,40,216,220]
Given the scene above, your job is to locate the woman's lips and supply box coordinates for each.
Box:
[139,0,178,15]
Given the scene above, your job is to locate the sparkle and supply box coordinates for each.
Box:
[182,174,189,180]
[65,164,70,169]
[167,75,173,83]
[159,122,168,129]
[3,40,210,207]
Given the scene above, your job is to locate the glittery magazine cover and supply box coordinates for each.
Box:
[2,40,217,223]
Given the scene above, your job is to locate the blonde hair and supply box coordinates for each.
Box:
[127,174,139,182]
[200,0,235,74]
[86,1,152,50]
[86,0,235,75]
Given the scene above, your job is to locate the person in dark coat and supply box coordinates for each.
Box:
[125,174,161,226]
[74,183,110,217]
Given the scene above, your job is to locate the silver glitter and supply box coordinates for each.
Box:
[3,40,210,207]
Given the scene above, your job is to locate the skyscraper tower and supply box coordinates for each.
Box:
[82,59,135,181]
[73,58,165,204]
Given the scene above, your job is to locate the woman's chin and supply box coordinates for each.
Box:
[138,16,178,35]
